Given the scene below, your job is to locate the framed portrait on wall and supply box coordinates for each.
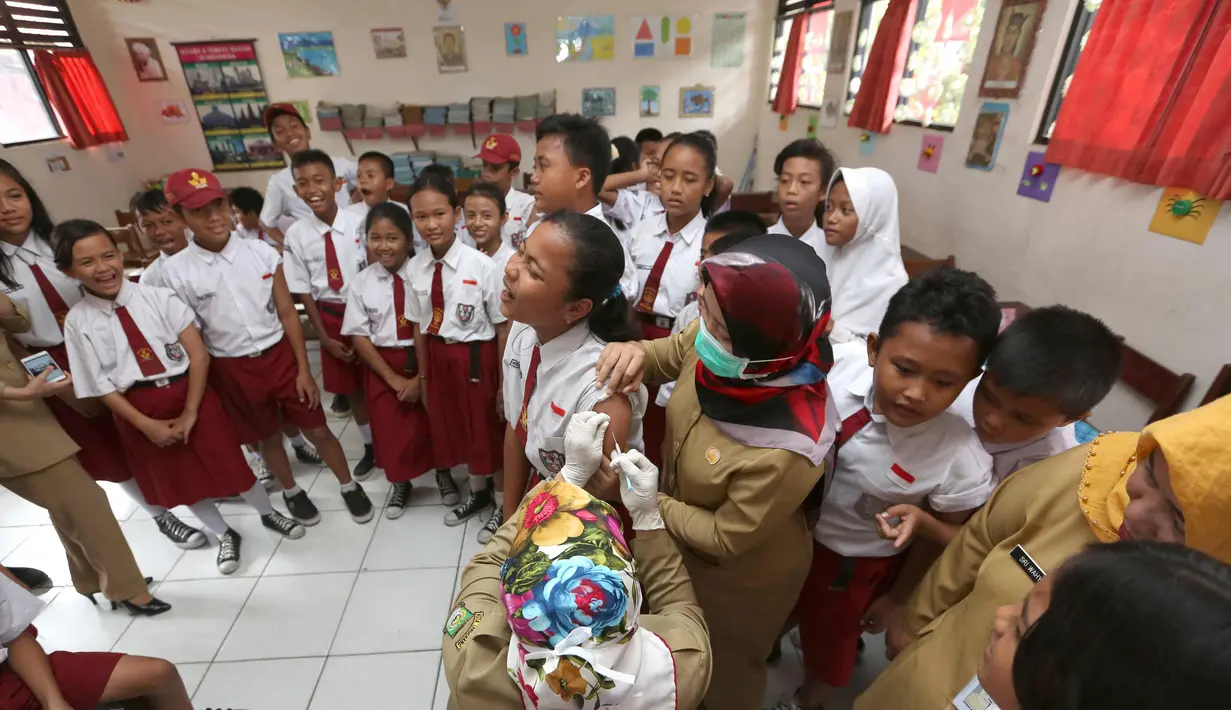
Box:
[979,0,1047,98]
[124,37,167,82]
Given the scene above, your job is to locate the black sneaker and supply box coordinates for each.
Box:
[330,394,351,418]
[8,567,51,592]
[261,511,306,539]
[477,505,503,544]
[342,483,374,523]
[154,511,208,549]
[386,481,411,520]
[435,469,461,506]
[444,487,492,527]
[282,488,321,526]
[293,441,323,465]
[217,528,242,575]
[353,443,376,481]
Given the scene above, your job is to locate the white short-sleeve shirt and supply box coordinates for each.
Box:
[606,188,665,228]
[405,239,506,342]
[950,376,1080,484]
[815,342,994,557]
[769,217,831,268]
[504,188,537,249]
[160,236,285,358]
[482,242,517,278]
[63,281,196,397]
[235,223,280,248]
[0,232,82,348]
[344,199,411,248]
[341,261,416,348]
[0,575,45,664]
[260,157,358,234]
[628,211,706,318]
[137,252,172,289]
[282,209,366,303]
[502,321,647,479]
[524,204,640,302]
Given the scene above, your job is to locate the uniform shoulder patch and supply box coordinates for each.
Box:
[444,601,474,638]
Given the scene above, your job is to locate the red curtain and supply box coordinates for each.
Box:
[33,49,128,149]
[1045,0,1231,198]
[772,12,808,115]
[848,0,918,133]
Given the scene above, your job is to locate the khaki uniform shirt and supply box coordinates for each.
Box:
[855,443,1101,710]
[0,296,79,478]
[442,487,711,709]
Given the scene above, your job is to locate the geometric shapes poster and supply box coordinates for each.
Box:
[632,15,696,58]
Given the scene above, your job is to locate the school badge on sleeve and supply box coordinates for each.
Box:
[444,601,474,638]
[456,304,474,324]
[539,449,565,475]
[164,343,186,362]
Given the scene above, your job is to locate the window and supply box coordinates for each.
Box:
[768,0,835,108]
[1036,0,1101,143]
[0,1,83,146]
[846,0,891,113]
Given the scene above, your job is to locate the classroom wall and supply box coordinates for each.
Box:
[754,0,1231,429]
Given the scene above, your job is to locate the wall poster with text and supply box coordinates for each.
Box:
[173,40,283,172]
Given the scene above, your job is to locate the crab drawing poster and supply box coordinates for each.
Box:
[1148,188,1222,245]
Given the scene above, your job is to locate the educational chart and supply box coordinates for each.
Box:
[632,16,696,58]
[711,12,746,68]
[174,40,282,172]
[277,32,340,77]
[555,15,615,62]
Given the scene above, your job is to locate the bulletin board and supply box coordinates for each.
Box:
[173,39,284,172]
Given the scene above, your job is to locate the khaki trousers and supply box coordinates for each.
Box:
[2,457,148,601]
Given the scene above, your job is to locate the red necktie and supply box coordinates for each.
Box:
[28,264,70,332]
[515,345,541,447]
[636,241,674,313]
[115,305,167,377]
[323,230,345,292]
[392,276,413,341]
[426,262,445,335]
[837,408,873,449]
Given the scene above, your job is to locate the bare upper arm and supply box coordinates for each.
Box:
[593,392,632,460]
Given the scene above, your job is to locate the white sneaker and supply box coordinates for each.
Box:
[248,451,277,492]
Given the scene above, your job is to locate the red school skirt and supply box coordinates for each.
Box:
[42,344,131,483]
[315,301,364,395]
[794,541,905,687]
[423,337,501,475]
[365,346,433,483]
[0,627,122,710]
[113,376,256,509]
[209,337,327,445]
[636,316,672,468]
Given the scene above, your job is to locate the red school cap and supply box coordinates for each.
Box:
[164,168,226,210]
[475,134,521,164]
[263,102,305,131]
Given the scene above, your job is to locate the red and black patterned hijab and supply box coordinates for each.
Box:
[693,234,836,462]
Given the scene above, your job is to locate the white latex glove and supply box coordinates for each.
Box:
[612,449,665,531]
[560,411,610,487]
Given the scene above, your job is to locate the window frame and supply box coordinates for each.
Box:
[1034,0,1100,145]
[766,0,836,110]
[0,0,82,147]
[893,0,984,131]
[0,48,65,147]
[844,0,888,117]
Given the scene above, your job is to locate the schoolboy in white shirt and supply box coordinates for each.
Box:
[792,267,1000,710]
[130,190,191,289]
[475,133,536,248]
[768,138,838,262]
[161,167,373,526]
[343,150,411,247]
[228,186,279,248]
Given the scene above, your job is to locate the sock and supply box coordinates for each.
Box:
[118,478,169,518]
[289,433,307,448]
[238,481,275,516]
[341,480,359,493]
[470,474,491,493]
[186,501,230,536]
[357,423,372,444]
[284,484,303,496]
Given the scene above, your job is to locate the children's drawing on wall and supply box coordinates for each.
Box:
[436,0,456,24]
[711,12,746,68]
[434,26,468,73]
[918,135,945,173]
[858,131,877,156]
[505,22,528,56]
[1148,188,1223,245]
[680,86,714,118]
[806,114,819,139]
[278,32,340,77]
[640,86,661,117]
[820,98,840,128]
[1016,151,1061,201]
[632,16,695,59]
[980,0,1046,98]
[159,99,190,124]
[555,15,615,63]
[45,155,69,173]
[125,38,166,82]
[370,28,407,59]
[581,88,616,118]
[965,102,1010,170]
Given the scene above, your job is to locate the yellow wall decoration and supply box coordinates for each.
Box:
[1148,187,1222,245]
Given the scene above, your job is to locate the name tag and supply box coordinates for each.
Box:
[952,675,1000,710]
[462,279,478,286]
[1009,544,1046,583]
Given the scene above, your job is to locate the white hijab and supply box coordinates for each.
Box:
[825,167,908,342]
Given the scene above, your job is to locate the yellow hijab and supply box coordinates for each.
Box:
[1082,395,1231,562]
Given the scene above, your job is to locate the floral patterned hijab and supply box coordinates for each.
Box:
[501,480,676,708]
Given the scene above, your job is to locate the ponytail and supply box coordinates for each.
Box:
[542,211,638,343]
[587,286,638,343]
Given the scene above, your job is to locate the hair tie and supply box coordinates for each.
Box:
[609,286,622,300]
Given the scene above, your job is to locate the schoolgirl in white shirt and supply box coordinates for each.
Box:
[342,203,435,521]
[463,182,517,274]
[0,160,204,551]
[768,138,838,265]
[258,104,358,243]
[499,211,648,542]
[55,220,306,575]
[406,170,509,528]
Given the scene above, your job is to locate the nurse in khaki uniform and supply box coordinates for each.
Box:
[443,413,710,708]
[597,234,836,710]
[0,292,167,614]
[857,395,1231,710]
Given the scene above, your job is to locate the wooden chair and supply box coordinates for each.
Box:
[900,245,956,279]
[109,227,154,268]
[1118,342,1195,424]
[729,191,777,213]
[1200,364,1231,405]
